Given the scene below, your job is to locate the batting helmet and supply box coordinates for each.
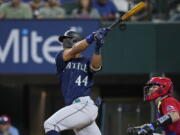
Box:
[58,30,84,48]
[144,77,174,101]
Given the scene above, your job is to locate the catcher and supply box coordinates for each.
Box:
[127,77,180,135]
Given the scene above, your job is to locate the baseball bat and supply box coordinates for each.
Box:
[108,1,146,30]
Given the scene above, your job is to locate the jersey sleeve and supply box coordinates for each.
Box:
[55,51,66,73]
[161,98,179,115]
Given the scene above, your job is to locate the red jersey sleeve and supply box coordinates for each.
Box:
[161,97,179,115]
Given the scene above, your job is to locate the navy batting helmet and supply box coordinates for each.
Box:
[58,30,84,48]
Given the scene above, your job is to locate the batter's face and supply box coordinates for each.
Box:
[62,37,73,49]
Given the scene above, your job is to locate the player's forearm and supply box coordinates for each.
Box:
[63,33,96,61]
[70,40,89,55]
[153,113,176,128]
[90,54,102,70]
[127,112,179,135]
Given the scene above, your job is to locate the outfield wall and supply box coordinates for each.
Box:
[0,20,180,74]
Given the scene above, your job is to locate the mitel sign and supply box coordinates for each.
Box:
[0,20,99,73]
[0,29,61,64]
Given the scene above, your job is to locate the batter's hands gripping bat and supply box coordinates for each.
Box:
[108,1,146,30]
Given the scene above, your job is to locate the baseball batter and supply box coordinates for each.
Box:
[127,77,180,135]
[44,28,109,135]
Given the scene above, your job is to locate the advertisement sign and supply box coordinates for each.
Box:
[0,20,99,74]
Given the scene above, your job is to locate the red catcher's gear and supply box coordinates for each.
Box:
[144,77,174,101]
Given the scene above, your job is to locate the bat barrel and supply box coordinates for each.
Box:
[107,2,145,30]
[121,2,146,21]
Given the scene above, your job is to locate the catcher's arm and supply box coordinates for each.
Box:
[127,113,177,135]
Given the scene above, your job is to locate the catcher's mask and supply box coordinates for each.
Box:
[58,30,84,48]
[144,77,174,101]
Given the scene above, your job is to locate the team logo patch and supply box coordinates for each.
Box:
[166,105,175,111]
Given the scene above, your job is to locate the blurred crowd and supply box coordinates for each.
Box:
[0,0,179,21]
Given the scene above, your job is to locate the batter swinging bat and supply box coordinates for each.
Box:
[108,1,146,30]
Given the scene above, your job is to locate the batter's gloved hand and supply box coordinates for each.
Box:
[95,27,111,38]
[95,34,104,48]
[94,27,111,40]
[94,39,104,55]
[94,27,111,49]
[85,27,111,44]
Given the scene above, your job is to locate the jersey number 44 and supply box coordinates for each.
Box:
[75,75,88,86]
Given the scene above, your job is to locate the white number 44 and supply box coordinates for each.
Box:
[75,75,88,86]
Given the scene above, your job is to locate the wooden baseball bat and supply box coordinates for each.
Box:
[108,2,146,29]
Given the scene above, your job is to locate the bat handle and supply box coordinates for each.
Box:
[103,19,121,36]
[108,19,122,30]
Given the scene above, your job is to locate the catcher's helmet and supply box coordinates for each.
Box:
[58,30,84,48]
[144,77,174,101]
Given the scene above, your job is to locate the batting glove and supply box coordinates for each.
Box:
[94,27,111,49]
[138,124,156,135]
[127,124,155,135]
[94,40,104,55]
[85,27,111,44]
[95,34,104,47]
[94,30,106,55]
[94,27,111,40]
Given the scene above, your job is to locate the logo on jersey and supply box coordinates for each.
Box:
[166,105,175,111]
[65,62,87,73]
